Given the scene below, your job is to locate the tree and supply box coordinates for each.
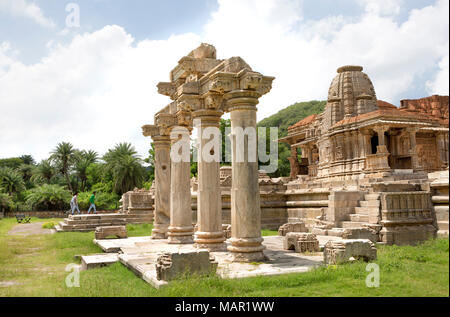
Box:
[103,143,145,195]
[74,159,91,191]
[50,142,77,193]
[111,155,145,194]
[0,167,26,196]
[19,155,35,166]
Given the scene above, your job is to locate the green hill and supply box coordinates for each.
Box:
[257,100,326,177]
[258,100,326,136]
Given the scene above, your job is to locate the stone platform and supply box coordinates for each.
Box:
[55,212,153,232]
[93,235,342,288]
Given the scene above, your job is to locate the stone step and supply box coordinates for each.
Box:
[432,196,449,204]
[438,221,449,231]
[364,194,380,201]
[349,214,369,222]
[354,207,379,215]
[341,221,367,229]
[360,200,380,207]
[434,206,449,214]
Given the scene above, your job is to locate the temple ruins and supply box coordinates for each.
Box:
[83,44,448,287]
[143,43,275,262]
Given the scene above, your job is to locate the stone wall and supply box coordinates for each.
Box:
[4,211,67,218]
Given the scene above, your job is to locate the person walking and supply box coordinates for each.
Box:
[87,191,97,214]
[70,192,81,215]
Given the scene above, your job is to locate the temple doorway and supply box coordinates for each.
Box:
[370,135,378,154]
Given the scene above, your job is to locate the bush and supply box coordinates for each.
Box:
[42,222,55,229]
[26,184,71,211]
[77,191,119,210]
[0,192,14,211]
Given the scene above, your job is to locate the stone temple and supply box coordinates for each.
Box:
[140,45,448,255]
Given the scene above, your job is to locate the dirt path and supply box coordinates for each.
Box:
[7,222,54,236]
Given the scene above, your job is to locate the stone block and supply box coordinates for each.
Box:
[81,253,119,270]
[323,239,377,264]
[341,227,378,243]
[278,222,307,236]
[283,232,319,253]
[155,250,217,281]
[95,225,127,240]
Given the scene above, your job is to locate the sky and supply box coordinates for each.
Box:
[0,0,448,162]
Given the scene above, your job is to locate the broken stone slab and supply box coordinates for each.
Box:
[81,253,119,270]
[95,225,127,240]
[283,232,320,253]
[323,239,377,264]
[155,250,217,281]
[278,222,307,236]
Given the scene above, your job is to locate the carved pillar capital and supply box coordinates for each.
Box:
[223,90,261,112]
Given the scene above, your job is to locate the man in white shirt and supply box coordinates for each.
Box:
[70,192,81,215]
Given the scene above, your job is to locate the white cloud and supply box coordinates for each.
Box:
[357,0,404,16]
[0,0,448,162]
[203,0,448,114]
[0,0,55,28]
[0,26,200,160]
[427,53,449,95]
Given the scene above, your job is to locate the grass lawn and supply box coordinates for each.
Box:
[0,217,448,297]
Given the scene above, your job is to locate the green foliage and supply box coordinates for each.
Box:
[0,167,26,196]
[258,100,326,177]
[50,142,77,193]
[77,191,119,210]
[0,192,13,211]
[0,157,24,169]
[19,155,35,166]
[144,143,155,183]
[103,143,145,195]
[33,159,56,184]
[25,184,71,211]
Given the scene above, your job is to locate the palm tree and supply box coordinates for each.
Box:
[103,143,137,163]
[111,155,145,194]
[26,184,71,211]
[34,159,55,183]
[0,167,26,196]
[50,142,77,193]
[81,150,99,164]
[103,143,145,195]
[74,158,91,191]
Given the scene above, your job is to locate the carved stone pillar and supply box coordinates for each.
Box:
[288,146,300,179]
[168,110,194,244]
[142,125,171,239]
[436,132,449,168]
[193,109,226,251]
[374,125,389,154]
[225,90,265,262]
[407,127,421,170]
[306,145,313,165]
